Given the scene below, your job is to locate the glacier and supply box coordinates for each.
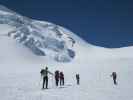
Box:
[0,5,75,62]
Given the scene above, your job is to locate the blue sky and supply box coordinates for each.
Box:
[0,0,133,48]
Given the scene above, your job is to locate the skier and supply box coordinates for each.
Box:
[110,72,117,85]
[59,72,64,86]
[76,74,80,85]
[55,70,60,86]
[40,67,53,89]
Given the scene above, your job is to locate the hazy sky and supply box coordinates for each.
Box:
[0,0,133,48]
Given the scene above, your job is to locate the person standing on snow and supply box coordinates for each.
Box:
[40,67,53,89]
[55,70,60,87]
[110,72,117,85]
[76,74,80,85]
[59,72,64,86]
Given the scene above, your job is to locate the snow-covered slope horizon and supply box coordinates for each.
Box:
[0,5,133,100]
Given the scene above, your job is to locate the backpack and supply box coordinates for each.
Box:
[40,69,48,77]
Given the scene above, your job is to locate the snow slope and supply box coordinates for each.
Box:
[0,5,133,100]
[1,24,133,100]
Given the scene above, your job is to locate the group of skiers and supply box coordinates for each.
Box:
[40,66,117,89]
[40,67,80,89]
[54,70,64,86]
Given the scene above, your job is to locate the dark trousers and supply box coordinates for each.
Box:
[77,79,80,85]
[113,78,117,85]
[55,78,59,86]
[60,78,64,86]
[43,76,48,89]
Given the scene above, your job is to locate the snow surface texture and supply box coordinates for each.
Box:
[0,5,133,100]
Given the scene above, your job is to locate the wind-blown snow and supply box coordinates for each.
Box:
[0,5,133,100]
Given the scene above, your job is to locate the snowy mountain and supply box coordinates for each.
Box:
[0,5,75,62]
[0,5,133,100]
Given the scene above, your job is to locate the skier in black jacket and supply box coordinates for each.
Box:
[55,70,60,86]
[59,72,64,86]
[110,72,117,85]
[40,67,53,89]
[76,74,80,85]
